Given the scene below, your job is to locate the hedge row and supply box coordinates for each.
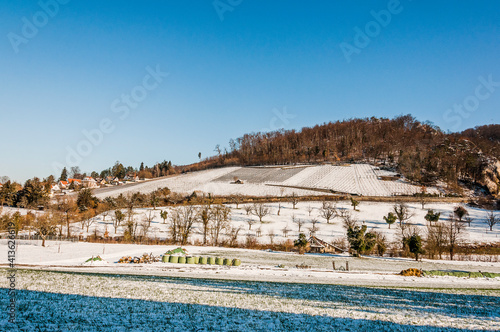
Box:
[162,255,241,266]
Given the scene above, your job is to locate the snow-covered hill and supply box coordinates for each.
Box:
[93,164,440,199]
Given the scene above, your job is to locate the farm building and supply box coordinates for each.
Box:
[308,236,345,253]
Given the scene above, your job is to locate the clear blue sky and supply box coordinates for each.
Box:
[1,0,499,183]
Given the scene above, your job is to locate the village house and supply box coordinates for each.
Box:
[82,176,98,188]
[58,180,68,189]
[67,178,82,187]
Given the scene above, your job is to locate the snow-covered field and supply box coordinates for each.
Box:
[1,240,499,330]
[37,201,500,246]
[1,267,499,331]
[93,164,439,198]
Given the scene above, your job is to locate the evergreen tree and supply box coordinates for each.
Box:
[59,167,68,181]
[407,234,424,261]
[383,212,397,229]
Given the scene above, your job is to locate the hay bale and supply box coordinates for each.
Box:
[232,259,241,266]
[186,257,195,264]
[223,258,231,266]
[162,255,170,263]
[207,257,216,265]
[199,257,208,264]
[178,256,186,264]
[169,256,179,264]
[215,257,224,265]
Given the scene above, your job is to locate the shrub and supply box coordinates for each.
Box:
[400,268,422,277]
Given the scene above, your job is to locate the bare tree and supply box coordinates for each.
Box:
[445,215,464,260]
[177,205,197,245]
[292,214,305,232]
[143,210,154,227]
[268,229,275,245]
[210,204,231,246]
[256,226,262,237]
[246,218,256,230]
[227,226,242,247]
[80,210,96,233]
[485,210,498,231]
[307,205,313,216]
[426,221,446,259]
[244,204,253,215]
[282,224,291,238]
[252,203,270,222]
[289,192,299,209]
[319,201,336,224]
[33,212,57,247]
[229,195,243,209]
[55,196,77,237]
[308,218,320,236]
[139,219,151,240]
[169,207,181,243]
[393,203,414,227]
[197,205,211,245]
[340,210,357,230]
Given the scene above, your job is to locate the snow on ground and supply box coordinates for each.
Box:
[1,241,499,330]
[2,267,499,331]
[93,164,439,198]
[39,201,500,247]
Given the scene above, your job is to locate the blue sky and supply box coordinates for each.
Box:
[1,0,499,183]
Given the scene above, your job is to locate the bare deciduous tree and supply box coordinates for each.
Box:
[393,203,414,227]
[319,201,336,224]
[292,214,305,232]
[485,210,498,231]
[446,215,465,260]
[197,206,211,245]
[282,224,291,238]
[33,212,57,247]
[210,204,231,246]
[426,221,446,259]
[244,204,253,216]
[268,229,275,245]
[227,226,242,247]
[289,192,299,209]
[252,203,270,222]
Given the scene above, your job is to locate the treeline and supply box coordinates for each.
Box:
[187,115,500,194]
[62,159,177,181]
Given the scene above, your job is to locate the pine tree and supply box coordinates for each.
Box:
[59,167,68,182]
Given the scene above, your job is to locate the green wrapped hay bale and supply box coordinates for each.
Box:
[223,258,232,266]
[186,257,195,264]
[162,255,170,263]
[215,257,224,265]
[207,257,216,265]
[169,256,179,264]
[199,257,207,264]
[232,259,241,267]
[193,256,200,264]
[178,256,186,264]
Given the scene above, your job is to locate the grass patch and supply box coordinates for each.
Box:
[423,270,500,278]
